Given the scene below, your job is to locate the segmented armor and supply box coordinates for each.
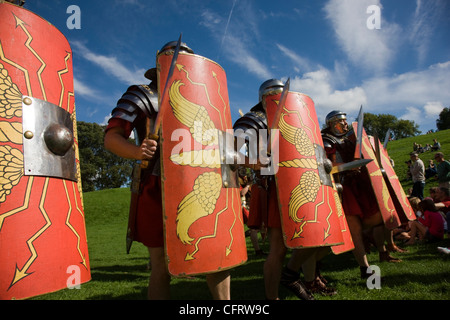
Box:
[234,103,267,131]
[321,128,355,164]
[109,84,159,146]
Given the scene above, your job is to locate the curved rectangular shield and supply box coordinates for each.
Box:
[0,3,90,300]
[351,123,401,230]
[264,91,347,249]
[370,136,416,222]
[158,50,247,276]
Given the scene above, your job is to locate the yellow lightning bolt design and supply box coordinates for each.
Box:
[63,180,87,269]
[292,186,324,239]
[176,64,225,130]
[10,178,52,288]
[323,187,333,239]
[57,52,71,107]
[0,176,32,231]
[185,187,228,261]
[14,14,47,101]
[363,136,395,222]
[0,43,31,96]
[226,188,237,256]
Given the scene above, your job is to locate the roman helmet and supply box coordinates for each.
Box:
[145,40,194,81]
[258,78,284,102]
[325,110,348,136]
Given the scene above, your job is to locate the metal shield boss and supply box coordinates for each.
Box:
[0,3,90,299]
[157,50,247,276]
[351,123,401,230]
[369,136,416,223]
[264,90,348,250]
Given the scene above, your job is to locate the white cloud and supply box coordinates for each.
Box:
[289,67,367,125]
[362,61,450,110]
[200,5,271,80]
[224,35,272,79]
[409,0,446,65]
[74,77,100,100]
[398,102,444,132]
[399,106,422,124]
[423,101,444,119]
[324,0,401,75]
[283,55,449,131]
[276,43,316,74]
[71,41,147,85]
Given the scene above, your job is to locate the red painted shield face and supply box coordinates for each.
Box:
[0,3,90,300]
[264,90,351,250]
[158,50,247,276]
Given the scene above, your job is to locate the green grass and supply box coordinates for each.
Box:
[386,129,450,197]
[31,130,450,301]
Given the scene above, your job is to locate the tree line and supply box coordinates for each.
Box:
[77,121,133,192]
[77,109,449,191]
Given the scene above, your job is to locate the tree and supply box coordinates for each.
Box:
[392,119,420,139]
[77,121,133,191]
[436,107,450,131]
[362,112,420,140]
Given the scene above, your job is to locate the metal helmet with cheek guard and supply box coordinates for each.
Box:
[325,110,348,137]
[144,40,194,81]
[258,79,284,103]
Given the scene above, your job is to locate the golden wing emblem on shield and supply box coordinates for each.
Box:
[0,63,23,119]
[278,113,315,157]
[176,172,222,245]
[167,80,223,245]
[278,113,320,222]
[0,63,24,203]
[169,80,218,146]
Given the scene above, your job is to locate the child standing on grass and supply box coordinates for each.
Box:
[404,199,445,245]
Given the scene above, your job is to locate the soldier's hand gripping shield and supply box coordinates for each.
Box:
[157,48,247,276]
[264,89,350,250]
[0,3,90,299]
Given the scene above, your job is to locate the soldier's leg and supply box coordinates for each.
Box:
[362,213,401,262]
[206,270,230,300]
[263,227,287,300]
[346,215,371,276]
[280,248,315,300]
[148,246,171,299]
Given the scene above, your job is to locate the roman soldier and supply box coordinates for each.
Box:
[234,79,346,299]
[104,40,247,299]
[321,110,401,279]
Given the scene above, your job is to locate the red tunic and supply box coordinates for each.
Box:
[247,178,281,229]
[106,118,164,247]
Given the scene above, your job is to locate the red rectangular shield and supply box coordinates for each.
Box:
[370,137,416,222]
[0,3,90,299]
[265,91,346,249]
[352,123,401,230]
[158,51,247,276]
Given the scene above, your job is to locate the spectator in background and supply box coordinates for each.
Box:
[404,199,445,245]
[425,160,437,179]
[429,187,439,202]
[409,152,425,200]
[431,139,441,151]
[434,152,450,189]
[434,187,450,214]
[433,187,450,236]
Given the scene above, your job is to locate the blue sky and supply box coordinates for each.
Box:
[25,0,450,133]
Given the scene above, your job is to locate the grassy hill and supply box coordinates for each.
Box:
[31,130,450,301]
[386,128,450,197]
